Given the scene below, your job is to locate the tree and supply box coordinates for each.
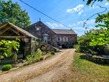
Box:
[83,0,109,5]
[95,12,109,24]
[89,12,109,46]
[80,0,109,55]
[77,29,108,55]
[0,0,30,28]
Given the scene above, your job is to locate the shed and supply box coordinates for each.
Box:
[0,22,37,58]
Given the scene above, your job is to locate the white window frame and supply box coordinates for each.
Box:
[56,37,59,41]
[36,27,40,31]
[66,37,68,41]
[63,37,65,42]
[60,37,62,41]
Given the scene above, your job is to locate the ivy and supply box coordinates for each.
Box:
[0,39,20,58]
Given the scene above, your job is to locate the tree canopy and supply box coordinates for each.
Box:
[0,0,31,28]
[77,12,109,54]
[75,0,109,56]
[83,0,109,5]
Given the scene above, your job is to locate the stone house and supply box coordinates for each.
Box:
[26,21,77,48]
[52,29,77,48]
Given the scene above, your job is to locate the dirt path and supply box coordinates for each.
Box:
[0,49,75,82]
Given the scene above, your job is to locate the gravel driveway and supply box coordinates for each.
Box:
[0,49,75,82]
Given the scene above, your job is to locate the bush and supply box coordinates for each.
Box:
[26,55,33,64]
[40,56,44,60]
[26,49,43,64]
[51,51,55,55]
[33,49,42,61]
[74,45,80,52]
[77,32,109,56]
[2,64,12,71]
[13,53,17,63]
[104,44,109,55]
[46,52,51,57]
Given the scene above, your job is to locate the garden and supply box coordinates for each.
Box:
[0,39,57,74]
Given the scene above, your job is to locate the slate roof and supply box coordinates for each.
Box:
[26,21,56,35]
[52,29,76,35]
[26,21,76,35]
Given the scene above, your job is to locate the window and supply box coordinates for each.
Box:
[36,27,40,31]
[60,37,62,41]
[66,37,68,41]
[63,37,65,42]
[57,37,63,42]
[43,36,48,43]
[56,37,59,41]
[35,26,40,31]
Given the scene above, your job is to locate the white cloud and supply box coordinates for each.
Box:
[78,10,84,15]
[72,27,88,30]
[46,20,95,36]
[68,19,95,29]
[66,9,73,13]
[73,4,84,12]
[46,22,64,29]
[105,2,109,6]
[87,19,95,24]
[66,4,84,15]
[76,19,95,25]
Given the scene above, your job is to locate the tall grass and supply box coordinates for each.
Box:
[72,52,109,82]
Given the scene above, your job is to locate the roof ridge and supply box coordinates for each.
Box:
[52,29,76,34]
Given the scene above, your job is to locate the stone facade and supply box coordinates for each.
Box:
[26,21,57,47]
[55,34,77,48]
[26,21,77,48]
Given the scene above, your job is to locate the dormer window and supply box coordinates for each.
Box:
[36,27,40,31]
[36,26,40,31]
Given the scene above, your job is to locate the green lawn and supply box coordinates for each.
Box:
[71,52,109,82]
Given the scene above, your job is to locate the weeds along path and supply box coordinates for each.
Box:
[0,49,75,82]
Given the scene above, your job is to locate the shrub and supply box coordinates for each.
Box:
[13,53,17,63]
[46,52,51,57]
[33,49,42,61]
[104,44,109,55]
[2,64,12,71]
[26,55,33,64]
[51,51,55,55]
[74,45,80,52]
[0,40,20,58]
[36,49,42,56]
[26,49,43,64]
[40,56,44,60]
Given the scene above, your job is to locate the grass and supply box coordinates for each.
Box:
[71,52,109,82]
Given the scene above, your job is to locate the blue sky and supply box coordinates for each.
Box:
[10,0,109,36]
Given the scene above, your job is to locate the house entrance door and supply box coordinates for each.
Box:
[43,34,48,43]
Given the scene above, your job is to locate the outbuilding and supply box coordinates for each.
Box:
[0,22,37,58]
